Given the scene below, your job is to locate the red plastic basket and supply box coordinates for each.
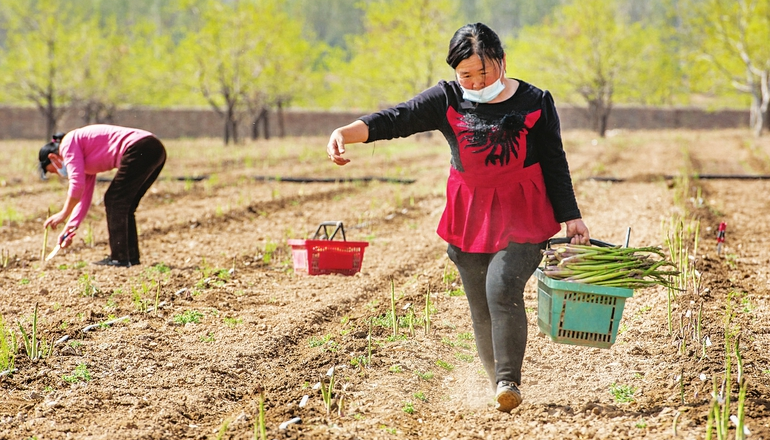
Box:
[287,222,369,276]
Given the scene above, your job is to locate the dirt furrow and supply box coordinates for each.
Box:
[3,132,770,440]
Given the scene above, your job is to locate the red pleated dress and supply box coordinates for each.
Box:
[436,107,561,253]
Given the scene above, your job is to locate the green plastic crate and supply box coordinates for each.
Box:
[535,268,634,349]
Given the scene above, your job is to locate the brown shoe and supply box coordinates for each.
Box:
[495,381,522,413]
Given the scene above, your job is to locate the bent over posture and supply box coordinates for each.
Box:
[39,124,166,267]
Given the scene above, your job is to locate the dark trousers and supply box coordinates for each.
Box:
[447,241,545,389]
[104,136,166,263]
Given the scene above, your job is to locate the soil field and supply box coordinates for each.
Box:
[1,129,769,440]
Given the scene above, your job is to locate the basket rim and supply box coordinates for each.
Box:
[288,238,369,247]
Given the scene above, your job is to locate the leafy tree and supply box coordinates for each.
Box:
[178,0,264,144]
[0,0,89,136]
[509,0,679,137]
[86,0,208,109]
[71,16,130,124]
[178,0,319,143]
[284,0,364,49]
[337,0,462,110]
[458,0,561,38]
[118,19,188,108]
[68,0,190,114]
[680,0,770,137]
[244,1,323,139]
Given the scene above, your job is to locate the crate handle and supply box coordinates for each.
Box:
[312,221,347,241]
[548,237,617,248]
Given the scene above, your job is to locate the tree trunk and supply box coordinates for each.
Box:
[38,96,66,139]
[758,70,769,137]
[45,100,57,138]
[277,100,285,138]
[765,105,770,135]
[224,106,232,145]
[251,114,260,140]
[224,102,239,145]
[743,67,769,137]
[598,111,609,138]
[749,87,768,138]
[250,108,270,140]
[750,100,764,138]
[587,99,611,138]
[81,103,94,125]
[81,102,114,125]
[45,39,57,137]
[41,79,59,137]
[262,108,270,140]
[99,104,115,124]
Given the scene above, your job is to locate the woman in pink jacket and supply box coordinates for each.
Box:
[38,124,166,267]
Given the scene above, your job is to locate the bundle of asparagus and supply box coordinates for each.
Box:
[541,243,679,289]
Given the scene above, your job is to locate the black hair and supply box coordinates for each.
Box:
[445,23,505,71]
[37,132,65,179]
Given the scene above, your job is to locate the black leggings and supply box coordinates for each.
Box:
[104,136,166,262]
[447,241,545,388]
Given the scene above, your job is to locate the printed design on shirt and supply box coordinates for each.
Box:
[447,107,542,169]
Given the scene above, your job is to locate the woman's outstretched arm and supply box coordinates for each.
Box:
[326,120,369,166]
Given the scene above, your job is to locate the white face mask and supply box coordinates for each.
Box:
[460,75,506,103]
[56,164,68,178]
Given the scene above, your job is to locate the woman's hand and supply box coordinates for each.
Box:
[326,128,351,166]
[58,227,77,248]
[325,120,369,166]
[44,211,69,230]
[43,196,80,230]
[565,219,590,245]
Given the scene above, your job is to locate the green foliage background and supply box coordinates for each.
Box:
[0,0,764,136]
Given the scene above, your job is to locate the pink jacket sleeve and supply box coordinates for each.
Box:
[65,174,96,230]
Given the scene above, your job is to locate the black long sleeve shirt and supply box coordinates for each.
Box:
[359,79,581,223]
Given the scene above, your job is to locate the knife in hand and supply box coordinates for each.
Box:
[45,230,74,261]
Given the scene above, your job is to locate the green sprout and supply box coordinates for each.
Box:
[0,315,16,372]
[262,241,278,264]
[455,353,474,363]
[320,366,336,414]
[416,370,434,381]
[424,288,432,335]
[78,273,99,296]
[308,334,338,352]
[18,303,53,361]
[350,355,369,370]
[255,387,266,440]
[609,382,636,403]
[173,310,203,325]
[447,287,465,297]
[62,363,92,384]
[223,317,243,328]
[390,279,398,338]
[78,273,99,297]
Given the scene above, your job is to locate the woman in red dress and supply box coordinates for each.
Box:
[325,23,589,412]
